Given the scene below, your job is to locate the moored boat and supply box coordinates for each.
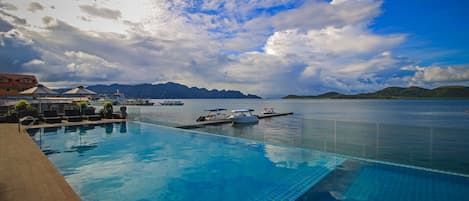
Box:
[228,109,258,124]
[123,99,155,106]
[196,108,229,122]
[262,107,276,114]
[159,100,184,106]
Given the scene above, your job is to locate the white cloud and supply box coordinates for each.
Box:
[23,59,44,66]
[265,26,404,57]
[413,65,469,83]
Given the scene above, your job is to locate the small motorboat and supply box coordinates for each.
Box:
[262,107,276,114]
[159,100,184,106]
[196,108,229,122]
[228,109,259,124]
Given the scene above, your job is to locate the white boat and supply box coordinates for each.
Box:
[159,100,184,106]
[262,107,276,114]
[90,89,127,105]
[196,108,229,122]
[228,109,259,124]
[123,99,155,106]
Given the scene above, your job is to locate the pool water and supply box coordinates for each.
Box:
[28,122,469,201]
[28,122,345,201]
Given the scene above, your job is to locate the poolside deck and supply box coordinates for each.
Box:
[0,119,126,201]
[0,124,81,201]
[176,112,293,129]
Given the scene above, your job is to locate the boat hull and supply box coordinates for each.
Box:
[230,116,259,124]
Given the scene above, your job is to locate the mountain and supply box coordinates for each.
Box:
[283,86,469,99]
[58,82,261,99]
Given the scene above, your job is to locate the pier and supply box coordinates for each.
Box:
[176,112,294,129]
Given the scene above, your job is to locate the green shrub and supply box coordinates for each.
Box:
[9,100,38,120]
[76,102,88,114]
[102,101,113,118]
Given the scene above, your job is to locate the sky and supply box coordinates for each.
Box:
[0,0,468,97]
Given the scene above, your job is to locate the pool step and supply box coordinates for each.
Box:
[249,157,346,201]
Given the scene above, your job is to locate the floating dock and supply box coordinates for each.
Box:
[176,112,293,129]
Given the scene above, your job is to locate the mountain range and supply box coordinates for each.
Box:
[283,86,469,99]
[58,82,261,99]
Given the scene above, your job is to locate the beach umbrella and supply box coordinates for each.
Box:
[20,84,58,113]
[63,86,97,95]
[20,84,58,96]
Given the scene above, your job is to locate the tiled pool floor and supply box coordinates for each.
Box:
[298,159,469,201]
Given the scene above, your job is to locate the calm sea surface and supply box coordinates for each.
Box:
[127,99,469,175]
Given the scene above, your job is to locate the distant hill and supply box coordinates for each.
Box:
[58,82,261,99]
[283,86,469,99]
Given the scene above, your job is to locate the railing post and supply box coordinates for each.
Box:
[376,122,380,159]
[334,120,337,153]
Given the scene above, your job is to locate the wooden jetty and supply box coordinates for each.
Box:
[176,112,293,129]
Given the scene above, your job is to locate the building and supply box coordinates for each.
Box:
[0,73,38,96]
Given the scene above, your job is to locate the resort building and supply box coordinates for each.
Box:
[0,73,38,96]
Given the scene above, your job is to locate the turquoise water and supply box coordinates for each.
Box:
[127,99,469,175]
[28,122,469,201]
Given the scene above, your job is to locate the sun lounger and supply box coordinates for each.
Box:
[41,111,62,124]
[82,109,102,121]
[64,110,83,122]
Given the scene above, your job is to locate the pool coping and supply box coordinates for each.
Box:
[25,119,126,129]
[0,123,81,201]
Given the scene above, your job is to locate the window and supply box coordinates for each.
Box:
[0,77,8,83]
[18,78,35,83]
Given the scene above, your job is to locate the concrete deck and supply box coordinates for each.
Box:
[0,124,81,201]
[0,119,127,201]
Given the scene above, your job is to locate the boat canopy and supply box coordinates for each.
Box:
[231,109,255,113]
[205,108,227,112]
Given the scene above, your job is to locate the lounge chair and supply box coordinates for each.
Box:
[82,109,102,121]
[64,110,82,122]
[41,111,62,124]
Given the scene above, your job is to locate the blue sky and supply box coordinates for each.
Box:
[0,0,468,97]
[371,0,469,65]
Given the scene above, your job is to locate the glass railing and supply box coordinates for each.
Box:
[125,107,469,175]
[300,118,469,175]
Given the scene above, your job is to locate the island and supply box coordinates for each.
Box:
[283,86,469,99]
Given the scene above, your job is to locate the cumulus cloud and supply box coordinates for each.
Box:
[79,5,121,20]
[27,2,44,12]
[23,59,45,66]
[413,66,469,83]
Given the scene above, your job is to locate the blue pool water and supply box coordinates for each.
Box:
[28,122,469,201]
[28,122,345,201]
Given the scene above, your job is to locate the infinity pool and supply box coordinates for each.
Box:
[28,122,469,201]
